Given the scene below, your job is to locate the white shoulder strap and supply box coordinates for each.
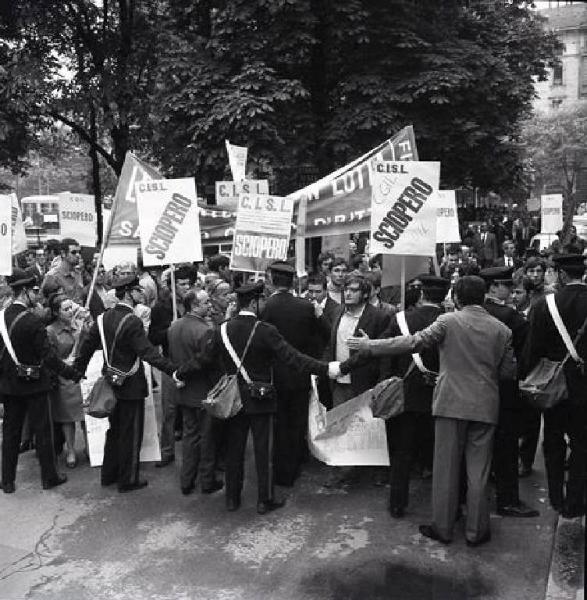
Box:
[98,313,140,375]
[97,314,110,367]
[396,310,434,375]
[546,294,580,362]
[220,322,252,384]
[0,309,21,366]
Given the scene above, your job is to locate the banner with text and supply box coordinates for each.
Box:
[370,161,441,256]
[436,190,460,243]
[230,194,294,272]
[58,193,97,247]
[0,197,13,275]
[225,140,248,182]
[136,178,202,266]
[215,179,268,211]
[10,194,27,254]
[289,126,418,238]
[541,194,563,234]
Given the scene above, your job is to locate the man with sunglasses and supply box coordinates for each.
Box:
[41,238,84,304]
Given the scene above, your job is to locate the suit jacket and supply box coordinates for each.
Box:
[327,303,391,395]
[522,283,587,401]
[181,314,328,414]
[322,295,341,328]
[0,303,74,396]
[167,314,218,407]
[484,298,528,362]
[148,299,179,356]
[262,291,329,390]
[348,305,514,424]
[492,256,523,269]
[479,232,499,262]
[380,305,442,413]
[75,304,176,401]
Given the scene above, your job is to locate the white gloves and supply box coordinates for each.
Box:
[172,371,185,389]
[328,361,341,380]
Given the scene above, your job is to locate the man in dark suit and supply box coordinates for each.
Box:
[493,240,522,270]
[1,269,80,493]
[75,274,178,493]
[181,282,336,514]
[480,266,539,518]
[262,262,330,487]
[379,275,448,518]
[522,254,587,518]
[478,223,499,267]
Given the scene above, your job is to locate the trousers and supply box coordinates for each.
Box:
[493,390,520,507]
[179,406,217,490]
[160,373,178,460]
[2,393,58,486]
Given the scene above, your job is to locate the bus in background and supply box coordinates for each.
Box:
[20,195,60,246]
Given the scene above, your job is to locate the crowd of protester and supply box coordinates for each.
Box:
[1,225,586,546]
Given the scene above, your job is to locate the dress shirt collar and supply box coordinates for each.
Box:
[238,310,257,317]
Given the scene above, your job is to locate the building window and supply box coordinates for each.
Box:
[553,64,563,86]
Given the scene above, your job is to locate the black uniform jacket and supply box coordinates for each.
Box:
[380,305,442,414]
[75,304,176,401]
[148,298,179,357]
[484,298,528,362]
[326,303,391,395]
[0,303,75,396]
[262,291,330,390]
[179,314,328,414]
[522,283,587,401]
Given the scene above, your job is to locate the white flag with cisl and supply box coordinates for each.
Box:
[230,193,294,272]
[0,196,13,275]
[435,190,460,243]
[135,178,202,267]
[541,194,563,234]
[370,161,441,256]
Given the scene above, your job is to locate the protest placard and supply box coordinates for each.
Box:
[370,161,441,256]
[136,178,202,267]
[10,194,27,254]
[541,194,563,234]
[230,193,294,272]
[289,126,418,238]
[225,140,248,182]
[436,190,460,243]
[308,377,389,466]
[58,192,97,246]
[82,353,161,467]
[0,197,13,275]
[215,180,269,210]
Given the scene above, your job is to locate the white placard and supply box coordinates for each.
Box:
[308,377,389,466]
[58,192,97,246]
[541,194,563,234]
[225,140,248,182]
[230,193,294,272]
[0,197,13,275]
[82,353,161,467]
[435,190,460,243]
[370,161,441,256]
[10,194,27,254]
[136,178,202,267]
[215,180,269,210]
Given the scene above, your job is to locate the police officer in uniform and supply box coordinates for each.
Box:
[480,266,539,518]
[1,269,80,493]
[180,282,337,514]
[75,274,178,492]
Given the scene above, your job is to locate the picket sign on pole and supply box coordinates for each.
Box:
[400,257,406,311]
[170,266,177,322]
[0,198,13,276]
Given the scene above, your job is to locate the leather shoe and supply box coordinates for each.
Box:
[101,479,117,487]
[226,498,241,511]
[466,531,491,547]
[388,506,405,519]
[42,474,68,490]
[202,480,223,494]
[118,480,148,493]
[497,501,539,518]
[2,481,15,494]
[561,504,585,519]
[418,524,451,545]
[19,440,33,454]
[155,456,175,468]
[257,498,286,515]
[181,483,195,496]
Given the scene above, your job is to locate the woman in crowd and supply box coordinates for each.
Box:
[47,293,87,467]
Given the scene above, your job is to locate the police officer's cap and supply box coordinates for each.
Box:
[235,281,265,298]
[111,274,141,290]
[7,268,36,289]
[552,254,586,275]
[479,266,514,285]
[269,261,295,275]
[419,275,451,293]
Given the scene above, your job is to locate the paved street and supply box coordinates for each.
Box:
[0,427,565,600]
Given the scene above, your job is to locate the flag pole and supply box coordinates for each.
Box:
[170,265,177,321]
[400,256,406,311]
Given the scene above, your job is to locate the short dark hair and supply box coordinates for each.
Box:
[368,254,382,269]
[60,238,79,253]
[271,270,294,289]
[344,271,371,298]
[422,287,447,305]
[332,257,348,270]
[208,254,230,273]
[307,273,327,289]
[318,251,335,266]
[365,270,382,289]
[454,275,486,306]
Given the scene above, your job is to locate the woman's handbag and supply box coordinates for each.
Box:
[203,321,259,419]
[519,295,587,411]
[87,313,138,418]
